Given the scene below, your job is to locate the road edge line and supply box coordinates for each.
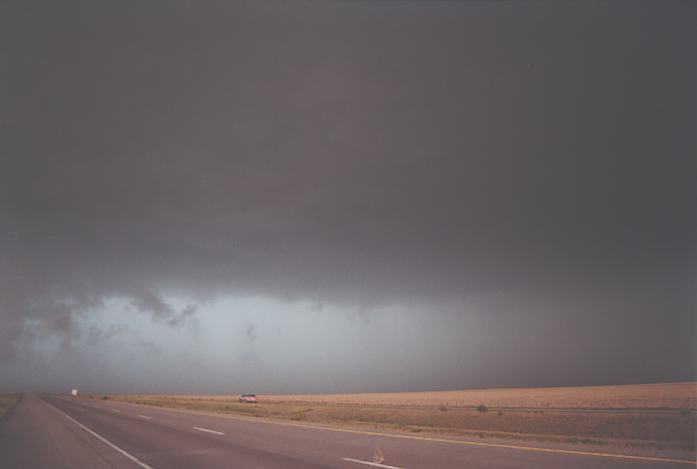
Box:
[42,398,155,469]
[74,398,695,466]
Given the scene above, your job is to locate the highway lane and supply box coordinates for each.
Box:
[0,395,693,469]
[0,395,140,468]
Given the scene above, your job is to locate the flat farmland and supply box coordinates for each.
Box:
[0,394,20,418]
[98,383,697,452]
[261,382,697,409]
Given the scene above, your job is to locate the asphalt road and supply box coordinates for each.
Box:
[0,395,693,469]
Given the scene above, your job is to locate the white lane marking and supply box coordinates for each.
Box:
[70,397,694,466]
[189,412,695,466]
[111,408,121,413]
[193,426,225,435]
[138,415,152,420]
[43,399,155,469]
[342,458,405,469]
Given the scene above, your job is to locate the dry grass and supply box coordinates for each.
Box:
[0,394,20,418]
[260,382,697,409]
[98,383,697,452]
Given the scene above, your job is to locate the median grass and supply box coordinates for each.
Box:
[0,394,21,419]
[95,383,696,452]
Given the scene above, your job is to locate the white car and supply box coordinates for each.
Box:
[239,393,257,403]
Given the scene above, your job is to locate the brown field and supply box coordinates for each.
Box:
[0,394,20,418]
[97,382,697,452]
[263,382,697,409]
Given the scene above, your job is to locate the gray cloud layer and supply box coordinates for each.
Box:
[1,1,695,390]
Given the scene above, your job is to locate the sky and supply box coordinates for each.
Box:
[0,1,695,394]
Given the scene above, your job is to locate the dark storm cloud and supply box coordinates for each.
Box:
[244,323,257,342]
[128,290,197,327]
[0,1,694,387]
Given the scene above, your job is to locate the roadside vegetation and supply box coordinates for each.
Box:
[259,382,697,409]
[0,394,21,419]
[94,383,697,452]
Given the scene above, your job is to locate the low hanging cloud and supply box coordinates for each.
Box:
[0,1,694,388]
[244,323,257,342]
[128,290,198,328]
